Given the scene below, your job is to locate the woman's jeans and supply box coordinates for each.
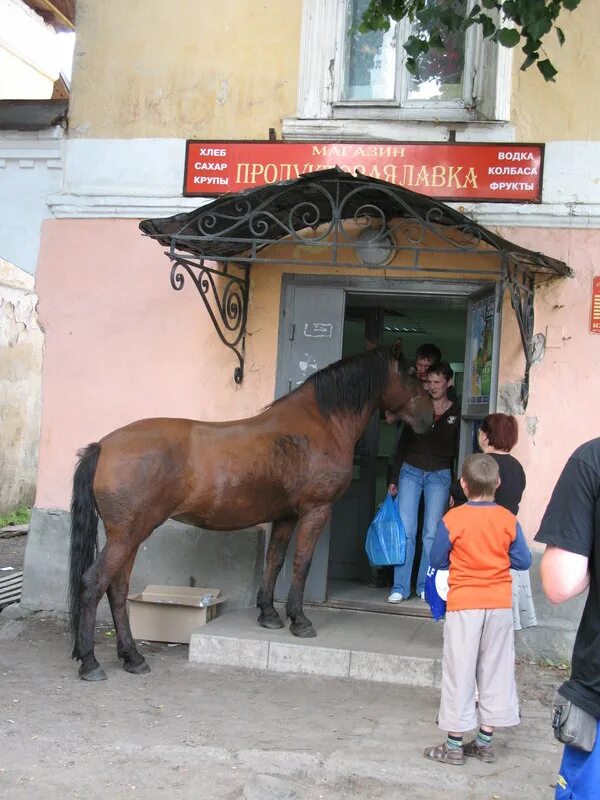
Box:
[392,463,451,598]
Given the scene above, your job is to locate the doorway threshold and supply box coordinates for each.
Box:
[320,579,431,619]
[189,605,442,687]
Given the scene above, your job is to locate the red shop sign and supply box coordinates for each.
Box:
[591,277,600,335]
[183,141,544,203]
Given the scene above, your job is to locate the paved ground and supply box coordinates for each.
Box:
[0,610,566,800]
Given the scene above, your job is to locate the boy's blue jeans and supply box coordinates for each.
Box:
[392,463,451,598]
[555,720,600,799]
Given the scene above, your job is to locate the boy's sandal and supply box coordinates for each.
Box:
[423,742,465,765]
[463,739,496,763]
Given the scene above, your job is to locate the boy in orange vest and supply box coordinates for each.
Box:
[424,453,532,765]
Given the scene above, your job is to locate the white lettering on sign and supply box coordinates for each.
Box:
[489,181,535,191]
[488,166,538,176]
[498,151,535,161]
[194,162,228,170]
[303,322,333,338]
[193,176,229,185]
[198,148,227,156]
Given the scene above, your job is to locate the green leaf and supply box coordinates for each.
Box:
[405,57,418,77]
[537,58,558,82]
[556,26,565,46]
[478,13,496,38]
[562,0,581,9]
[481,0,498,8]
[404,36,429,59]
[429,32,444,49]
[520,52,539,71]
[522,37,542,56]
[498,27,520,47]
[501,1,520,25]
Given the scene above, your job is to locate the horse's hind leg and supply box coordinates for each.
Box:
[75,535,136,681]
[106,548,150,675]
[257,516,296,629]
[287,505,331,638]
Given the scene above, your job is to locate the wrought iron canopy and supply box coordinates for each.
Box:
[140,168,571,390]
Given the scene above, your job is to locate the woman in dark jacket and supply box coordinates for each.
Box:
[387,362,460,603]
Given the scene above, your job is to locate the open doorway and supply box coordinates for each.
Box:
[326,291,468,616]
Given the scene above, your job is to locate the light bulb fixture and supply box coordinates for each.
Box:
[355,226,395,267]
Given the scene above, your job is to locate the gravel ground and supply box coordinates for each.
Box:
[0,612,566,800]
[0,534,27,571]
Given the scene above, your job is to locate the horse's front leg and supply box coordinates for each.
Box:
[257,516,297,629]
[286,505,332,638]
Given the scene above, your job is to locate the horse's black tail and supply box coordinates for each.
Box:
[68,442,101,656]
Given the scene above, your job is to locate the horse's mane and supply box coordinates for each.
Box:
[270,345,410,418]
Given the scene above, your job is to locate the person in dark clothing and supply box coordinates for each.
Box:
[387,362,460,602]
[450,414,526,515]
[414,342,442,382]
[535,438,600,799]
[412,342,458,404]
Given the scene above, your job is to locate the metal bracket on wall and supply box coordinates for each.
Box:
[169,255,250,384]
[505,258,535,409]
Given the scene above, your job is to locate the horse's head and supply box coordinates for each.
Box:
[381,341,433,434]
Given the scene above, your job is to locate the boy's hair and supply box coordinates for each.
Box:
[461,453,500,498]
[415,343,441,363]
[426,361,454,381]
[481,413,518,452]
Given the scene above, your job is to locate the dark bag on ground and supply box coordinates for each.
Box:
[365,493,406,567]
[552,692,597,752]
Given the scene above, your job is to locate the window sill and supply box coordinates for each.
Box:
[282,117,516,144]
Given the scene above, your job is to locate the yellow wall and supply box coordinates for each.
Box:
[511,3,599,141]
[69,0,302,138]
[70,0,597,142]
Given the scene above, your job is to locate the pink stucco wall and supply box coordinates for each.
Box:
[34,219,281,509]
[495,227,599,538]
[35,219,599,543]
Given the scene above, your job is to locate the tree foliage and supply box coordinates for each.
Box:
[359,0,582,82]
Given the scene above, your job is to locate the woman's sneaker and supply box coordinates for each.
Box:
[387,592,405,603]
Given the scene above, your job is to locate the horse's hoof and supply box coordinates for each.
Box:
[289,621,317,638]
[124,658,151,675]
[79,664,108,681]
[258,612,284,629]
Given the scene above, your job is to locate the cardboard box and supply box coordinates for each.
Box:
[127,585,225,644]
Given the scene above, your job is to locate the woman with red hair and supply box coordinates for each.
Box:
[450,413,536,630]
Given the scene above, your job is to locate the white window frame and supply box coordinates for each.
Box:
[292,0,512,125]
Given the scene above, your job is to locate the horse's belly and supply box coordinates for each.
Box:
[173,490,292,531]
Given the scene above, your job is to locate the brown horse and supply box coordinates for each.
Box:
[68,343,432,680]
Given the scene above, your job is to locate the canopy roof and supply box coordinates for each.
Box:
[140,168,571,278]
[22,0,74,31]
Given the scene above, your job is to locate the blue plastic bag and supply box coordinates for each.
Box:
[365,493,406,567]
[425,566,449,621]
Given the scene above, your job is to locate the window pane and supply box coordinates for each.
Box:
[406,1,466,102]
[342,0,397,101]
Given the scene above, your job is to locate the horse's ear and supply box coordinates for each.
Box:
[391,338,403,360]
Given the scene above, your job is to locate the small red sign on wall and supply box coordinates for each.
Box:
[183,141,544,203]
[591,277,600,334]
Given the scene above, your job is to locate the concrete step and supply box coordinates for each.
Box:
[189,605,443,687]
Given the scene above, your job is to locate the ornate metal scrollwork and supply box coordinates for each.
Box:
[169,256,250,384]
[505,258,535,409]
[141,172,568,385]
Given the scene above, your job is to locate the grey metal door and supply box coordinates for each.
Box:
[459,284,502,465]
[274,281,345,603]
